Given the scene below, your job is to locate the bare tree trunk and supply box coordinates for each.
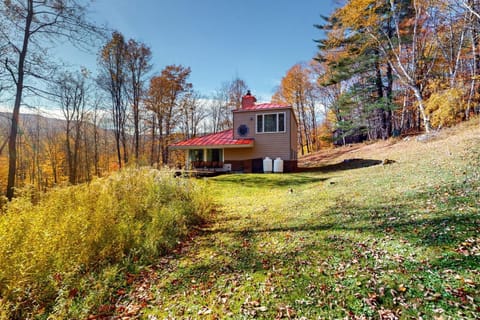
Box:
[72,123,81,183]
[115,130,122,169]
[400,90,408,132]
[93,110,100,177]
[133,105,140,161]
[467,6,478,119]
[66,120,74,184]
[412,87,430,132]
[157,116,163,166]
[6,1,33,200]
[0,136,8,156]
[121,127,128,165]
[83,124,90,182]
[150,114,156,166]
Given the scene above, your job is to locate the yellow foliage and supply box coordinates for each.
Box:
[271,91,287,105]
[326,109,338,126]
[278,64,313,106]
[0,156,7,194]
[425,78,449,93]
[316,121,334,148]
[0,168,212,318]
[425,88,466,128]
[336,0,381,31]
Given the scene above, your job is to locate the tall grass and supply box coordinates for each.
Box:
[0,168,212,318]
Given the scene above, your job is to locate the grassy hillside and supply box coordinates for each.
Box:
[2,120,478,319]
[119,120,478,319]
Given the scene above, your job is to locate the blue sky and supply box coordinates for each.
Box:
[66,0,336,102]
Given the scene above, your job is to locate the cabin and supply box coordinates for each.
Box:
[169,91,298,173]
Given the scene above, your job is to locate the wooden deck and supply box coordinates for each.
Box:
[174,169,229,178]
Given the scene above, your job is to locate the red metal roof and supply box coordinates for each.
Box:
[170,129,254,149]
[235,103,290,111]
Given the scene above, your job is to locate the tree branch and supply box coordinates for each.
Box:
[462,0,480,19]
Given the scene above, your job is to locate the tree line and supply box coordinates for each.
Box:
[0,1,250,199]
[2,0,480,198]
[314,0,480,144]
[273,0,480,154]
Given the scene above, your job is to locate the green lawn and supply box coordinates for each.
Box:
[116,126,479,319]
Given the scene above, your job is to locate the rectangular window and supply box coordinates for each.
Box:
[278,113,285,132]
[257,115,263,133]
[256,112,286,133]
[189,149,204,162]
[264,114,277,132]
[207,149,223,162]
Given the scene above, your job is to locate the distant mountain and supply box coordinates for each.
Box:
[0,112,67,133]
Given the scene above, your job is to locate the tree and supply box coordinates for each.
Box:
[316,1,397,139]
[353,0,433,132]
[90,92,105,177]
[178,91,207,139]
[0,13,12,100]
[1,0,100,200]
[208,94,224,134]
[125,39,152,162]
[465,0,480,118]
[43,122,64,186]
[210,77,248,132]
[331,90,366,145]
[273,63,321,154]
[316,0,480,135]
[54,70,87,184]
[146,65,192,165]
[462,0,480,19]
[227,77,248,110]
[98,31,129,168]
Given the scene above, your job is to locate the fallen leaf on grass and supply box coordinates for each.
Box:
[197,306,212,315]
[377,308,399,320]
[276,304,296,319]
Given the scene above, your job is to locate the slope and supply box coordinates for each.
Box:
[92,119,479,319]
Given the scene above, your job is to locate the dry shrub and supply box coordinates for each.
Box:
[0,167,212,318]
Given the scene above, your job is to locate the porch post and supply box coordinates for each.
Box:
[185,150,190,169]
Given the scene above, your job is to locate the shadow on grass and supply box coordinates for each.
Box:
[208,222,336,235]
[207,211,477,256]
[143,177,479,318]
[204,182,479,272]
[298,158,382,173]
[213,174,329,188]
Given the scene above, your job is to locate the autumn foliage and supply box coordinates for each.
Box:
[312,0,480,143]
[0,168,212,318]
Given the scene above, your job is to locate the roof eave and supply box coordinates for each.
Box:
[170,142,254,150]
[233,106,292,113]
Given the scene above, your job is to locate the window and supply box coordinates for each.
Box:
[207,149,223,162]
[189,149,204,162]
[257,115,263,133]
[264,114,277,132]
[278,113,285,131]
[256,113,286,133]
[189,149,223,162]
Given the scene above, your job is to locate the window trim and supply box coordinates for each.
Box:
[256,112,286,134]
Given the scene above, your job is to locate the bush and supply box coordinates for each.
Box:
[425,88,466,128]
[0,168,212,318]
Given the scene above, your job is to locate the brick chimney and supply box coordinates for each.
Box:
[241,90,257,109]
